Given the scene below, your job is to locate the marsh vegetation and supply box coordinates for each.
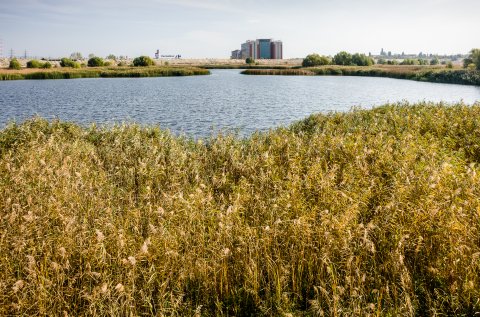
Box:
[1,102,480,315]
[0,66,210,80]
[242,65,480,86]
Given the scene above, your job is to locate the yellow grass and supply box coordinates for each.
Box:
[1,102,480,315]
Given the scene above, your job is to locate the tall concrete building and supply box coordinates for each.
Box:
[241,40,257,59]
[231,39,283,59]
[271,41,283,60]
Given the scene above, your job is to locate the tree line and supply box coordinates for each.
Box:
[302,52,374,67]
[302,49,480,70]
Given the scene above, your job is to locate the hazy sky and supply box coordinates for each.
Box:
[0,0,479,59]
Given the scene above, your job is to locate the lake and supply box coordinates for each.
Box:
[1,69,480,137]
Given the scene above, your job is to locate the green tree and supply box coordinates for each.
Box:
[106,54,117,60]
[302,54,331,67]
[430,58,439,65]
[470,48,480,70]
[245,57,255,65]
[401,59,418,65]
[133,56,155,67]
[42,62,52,69]
[333,51,353,66]
[351,53,374,66]
[87,56,105,67]
[463,57,473,68]
[9,58,21,70]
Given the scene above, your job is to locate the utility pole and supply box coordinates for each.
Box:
[10,48,14,59]
[24,49,27,59]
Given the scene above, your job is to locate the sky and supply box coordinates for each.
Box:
[0,0,479,59]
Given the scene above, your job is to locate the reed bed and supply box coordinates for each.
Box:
[242,66,480,86]
[1,102,480,316]
[0,66,210,80]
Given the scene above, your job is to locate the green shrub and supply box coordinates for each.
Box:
[245,57,255,65]
[351,53,374,66]
[470,48,480,70]
[87,57,105,67]
[446,61,453,69]
[401,59,419,65]
[430,58,439,65]
[26,60,43,68]
[333,51,353,65]
[117,61,127,67]
[467,63,477,70]
[302,54,331,67]
[133,56,155,67]
[104,61,112,67]
[9,58,21,70]
[42,62,52,69]
[60,58,80,68]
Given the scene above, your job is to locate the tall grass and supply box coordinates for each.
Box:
[242,66,480,86]
[0,66,210,81]
[1,102,480,315]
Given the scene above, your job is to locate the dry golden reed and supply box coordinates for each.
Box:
[1,102,480,316]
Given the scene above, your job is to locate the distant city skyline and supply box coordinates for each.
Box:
[0,0,479,59]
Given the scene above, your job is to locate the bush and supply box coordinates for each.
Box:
[117,61,127,67]
[401,59,419,65]
[87,57,105,67]
[60,58,80,68]
[26,60,43,68]
[302,54,331,67]
[470,48,480,70]
[430,58,439,65]
[446,61,453,69]
[333,51,353,66]
[9,58,21,70]
[351,53,374,66]
[41,62,52,69]
[245,57,255,65]
[133,56,155,67]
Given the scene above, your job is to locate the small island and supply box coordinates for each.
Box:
[241,50,480,86]
[0,55,210,80]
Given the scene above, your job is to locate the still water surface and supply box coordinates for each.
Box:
[1,70,480,137]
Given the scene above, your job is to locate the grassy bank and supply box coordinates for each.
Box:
[0,66,210,80]
[1,102,480,315]
[242,65,480,86]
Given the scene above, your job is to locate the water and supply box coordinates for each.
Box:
[1,69,480,137]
